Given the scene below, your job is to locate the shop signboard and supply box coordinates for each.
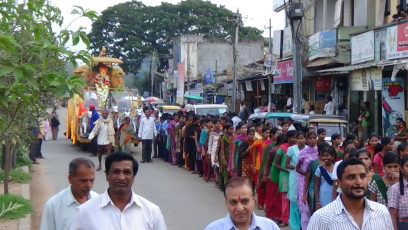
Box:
[351,31,375,64]
[386,22,408,59]
[204,68,214,84]
[382,77,405,137]
[350,68,382,91]
[176,62,185,104]
[274,60,294,84]
[282,26,293,58]
[309,30,337,61]
[273,30,282,56]
[315,76,331,91]
[245,81,253,92]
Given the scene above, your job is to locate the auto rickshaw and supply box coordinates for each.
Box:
[291,114,348,142]
[265,112,293,127]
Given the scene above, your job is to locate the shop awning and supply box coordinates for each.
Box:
[315,62,378,74]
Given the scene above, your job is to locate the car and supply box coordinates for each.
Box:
[193,104,228,116]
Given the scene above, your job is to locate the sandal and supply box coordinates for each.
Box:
[278,222,288,227]
[96,166,101,171]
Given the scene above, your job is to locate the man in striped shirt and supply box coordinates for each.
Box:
[308,158,392,230]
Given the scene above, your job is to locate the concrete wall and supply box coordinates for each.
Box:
[197,40,263,76]
[173,35,263,82]
[354,0,368,26]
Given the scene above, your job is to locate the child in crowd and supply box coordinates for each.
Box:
[355,148,374,198]
[296,132,319,230]
[285,131,306,230]
[331,133,343,162]
[365,133,379,159]
[369,151,399,207]
[314,146,335,208]
[316,128,326,145]
[397,142,408,158]
[388,155,408,230]
[374,137,394,177]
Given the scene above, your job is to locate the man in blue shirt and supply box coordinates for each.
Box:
[205,177,280,230]
[89,104,99,157]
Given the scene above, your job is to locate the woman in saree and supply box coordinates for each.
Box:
[263,133,286,223]
[274,130,298,227]
[120,116,135,153]
[230,122,248,177]
[240,128,256,180]
[251,126,270,210]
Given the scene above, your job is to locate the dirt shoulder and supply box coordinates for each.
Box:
[30,159,53,230]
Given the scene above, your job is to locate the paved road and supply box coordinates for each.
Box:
[41,107,287,230]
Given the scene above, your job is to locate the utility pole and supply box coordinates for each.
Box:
[232,9,240,113]
[290,15,302,113]
[265,19,273,112]
[150,51,156,97]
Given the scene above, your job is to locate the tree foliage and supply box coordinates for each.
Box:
[88,0,263,74]
[0,0,98,193]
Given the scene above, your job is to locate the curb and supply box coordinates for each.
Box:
[18,165,30,230]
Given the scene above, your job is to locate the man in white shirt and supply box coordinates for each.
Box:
[284,117,297,131]
[308,158,392,230]
[88,109,115,171]
[323,96,334,115]
[231,112,242,130]
[70,152,167,230]
[138,109,157,163]
[205,177,279,230]
[41,158,98,230]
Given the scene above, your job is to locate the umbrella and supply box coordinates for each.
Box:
[184,94,204,100]
[147,97,161,103]
[146,97,165,105]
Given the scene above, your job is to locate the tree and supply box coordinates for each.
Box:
[88,0,263,74]
[0,0,98,194]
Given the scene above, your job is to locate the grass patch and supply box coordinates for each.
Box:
[0,169,31,183]
[0,194,32,219]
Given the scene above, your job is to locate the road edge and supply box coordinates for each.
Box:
[18,165,30,230]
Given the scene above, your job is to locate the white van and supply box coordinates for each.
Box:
[193,104,228,116]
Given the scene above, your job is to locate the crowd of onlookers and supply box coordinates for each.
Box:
[128,104,408,230]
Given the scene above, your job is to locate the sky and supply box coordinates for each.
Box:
[50,0,286,50]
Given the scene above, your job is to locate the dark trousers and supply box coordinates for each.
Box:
[36,138,43,158]
[29,142,38,163]
[188,153,196,171]
[153,136,159,157]
[142,139,153,162]
[91,136,97,155]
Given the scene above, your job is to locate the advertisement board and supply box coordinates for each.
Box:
[386,22,408,59]
[176,62,185,104]
[350,68,382,91]
[382,77,405,136]
[351,31,375,64]
[282,26,293,58]
[309,30,337,61]
[315,76,331,91]
[274,60,294,84]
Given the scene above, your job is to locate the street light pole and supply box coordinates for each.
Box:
[232,9,240,113]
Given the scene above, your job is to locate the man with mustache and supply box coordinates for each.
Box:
[70,151,167,230]
[40,158,98,230]
[205,177,280,230]
[308,158,392,230]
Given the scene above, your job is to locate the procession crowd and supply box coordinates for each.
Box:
[127,104,408,230]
